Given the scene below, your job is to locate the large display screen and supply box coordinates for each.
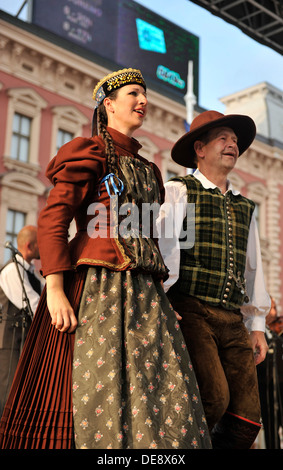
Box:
[32,0,199,101]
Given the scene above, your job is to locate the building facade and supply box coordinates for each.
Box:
[0,12,282,313]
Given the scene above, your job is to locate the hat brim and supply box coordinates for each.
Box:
[171,114,256,168]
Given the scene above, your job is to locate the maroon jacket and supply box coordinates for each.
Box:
[38,128,164,277]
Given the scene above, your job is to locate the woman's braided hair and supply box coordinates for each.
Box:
[97,89,119,176]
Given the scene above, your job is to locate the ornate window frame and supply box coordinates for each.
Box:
[161,149,186,183]
[4,87,47,170]
[50,105,90,158]
[0,172,46,265]
[246,181,268,240]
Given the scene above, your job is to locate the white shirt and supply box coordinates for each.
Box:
[157,169,270,332]
[0,254,45,315]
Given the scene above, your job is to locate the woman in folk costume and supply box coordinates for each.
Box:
[0,68,211,449]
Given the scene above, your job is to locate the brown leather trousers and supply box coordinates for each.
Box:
[168,290,262,448]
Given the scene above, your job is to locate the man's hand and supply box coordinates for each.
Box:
[160,279,182,321]
[250,330,268,365]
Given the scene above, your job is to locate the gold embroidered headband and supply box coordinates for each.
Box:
[92,68,146,109]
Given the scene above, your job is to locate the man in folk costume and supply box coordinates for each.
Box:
[158,110,271,448]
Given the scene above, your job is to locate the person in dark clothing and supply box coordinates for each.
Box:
[0,225,44,416]
[257,298,283,448]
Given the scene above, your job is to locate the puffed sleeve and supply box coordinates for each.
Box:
[38,137,106,276]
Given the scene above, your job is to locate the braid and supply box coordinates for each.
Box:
[97,95,119,176]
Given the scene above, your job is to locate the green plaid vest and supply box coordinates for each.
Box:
[172,175,255,310]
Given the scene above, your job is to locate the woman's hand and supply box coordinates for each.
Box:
[46,273,77,333]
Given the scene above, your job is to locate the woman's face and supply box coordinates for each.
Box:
[104,84,147,136]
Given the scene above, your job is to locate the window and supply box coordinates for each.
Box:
[50,105,89,158]
[56,129,73,152]
[166,170,178,182]
[253,203,260,227]
[4,209,26,263]
[4,88,47,168]
[10,113,31,162]
[246,182,268,240]
[0,173,46,265]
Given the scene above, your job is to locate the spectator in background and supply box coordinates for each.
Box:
[0,225,44,416]
[257,298,283,448]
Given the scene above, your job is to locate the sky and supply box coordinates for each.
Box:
[1,0,283,112]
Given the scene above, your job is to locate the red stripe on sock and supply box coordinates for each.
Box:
[227,412,262,427]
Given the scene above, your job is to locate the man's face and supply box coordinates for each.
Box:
[195,126,239,173]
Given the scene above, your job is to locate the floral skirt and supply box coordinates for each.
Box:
[72,268,211,449]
